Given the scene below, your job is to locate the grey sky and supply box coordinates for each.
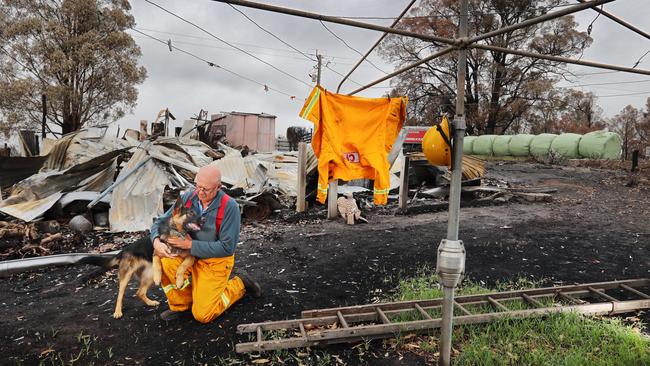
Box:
[113,0,650,137]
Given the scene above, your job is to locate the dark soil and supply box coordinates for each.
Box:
[1,161,649,365]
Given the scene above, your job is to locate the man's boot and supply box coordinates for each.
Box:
[160,309,184,321]
[238,272,262,297]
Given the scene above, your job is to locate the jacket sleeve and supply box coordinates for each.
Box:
[190,199,241,259]
[150,191,192,242]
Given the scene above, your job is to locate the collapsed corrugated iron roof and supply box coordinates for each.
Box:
[0,129,318,231]
[0,149,123,221]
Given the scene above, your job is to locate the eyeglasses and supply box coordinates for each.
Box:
[196,185,219,193]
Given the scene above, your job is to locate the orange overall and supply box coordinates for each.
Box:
[300,86,407,205]
[160,256,244,323]
[159,194,245,323]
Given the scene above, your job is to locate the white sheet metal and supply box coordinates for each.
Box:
[210,156,248,187]
[109,143,170,232]
[0,150,122,222]
[155,137,214,167]
[0,192,63,222]
[60,191,112,209]
[42,131,134,171]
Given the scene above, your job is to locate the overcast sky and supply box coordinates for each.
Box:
[113,0,650,137]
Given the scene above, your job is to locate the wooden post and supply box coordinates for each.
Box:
[296,142,307,212]
[327,180,338,219]
[398,154,410,210]
[139,120,148,140]
[41,94,47,139]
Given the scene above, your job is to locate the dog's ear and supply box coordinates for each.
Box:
[172,196,184,214]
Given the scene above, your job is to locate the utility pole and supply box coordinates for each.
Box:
[316,50,339,219]
[316,50,322,85]
[437,0,468,365]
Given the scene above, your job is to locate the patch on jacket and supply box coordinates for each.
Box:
[343,152,360,163]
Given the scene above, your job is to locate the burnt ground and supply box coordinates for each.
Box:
[1,161,649,365]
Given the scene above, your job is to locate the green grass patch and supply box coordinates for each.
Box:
[455,312,649,366]
[386,269,650,365]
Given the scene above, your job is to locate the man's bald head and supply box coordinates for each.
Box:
[195,164,222,202]
[196,164,221,185]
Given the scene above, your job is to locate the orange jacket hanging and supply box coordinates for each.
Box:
[299,86,407,205]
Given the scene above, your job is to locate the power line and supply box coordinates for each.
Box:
[132,32,367,86]
[227,4,316,62]
[131,33,310,61]
[319,20,388,75]
[225,4,363,86]
[558,79,650,88]
[633,49,650,68]
[137,27,313,55]
[131,28,298,99]
[595,91,649,98]
[136,27,363,60]
[322,64,364,86]
[143,0,310,87]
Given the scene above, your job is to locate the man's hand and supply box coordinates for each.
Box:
[167,234,192,250]
[153,237,176,258]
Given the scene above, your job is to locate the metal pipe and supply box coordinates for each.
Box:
[87,156,152,209]
[0,251,119,277]
[471,43,650,76]
[577,0,650,40]
[440,286,456,366]
[210,0,459,47]
[439,0,468,362]
[466,0,615,45]
[336,0,417,93]
[348,46,455,95]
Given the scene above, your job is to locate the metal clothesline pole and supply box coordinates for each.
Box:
[348,47,456,95]
[336,0,418,93]
[213,0,614,51]
[465,0,614,45]
[577,0,650,40]
[471,43,650,76]
[211,0,460,46]
[437,0,468,363]
[346,0,626,95]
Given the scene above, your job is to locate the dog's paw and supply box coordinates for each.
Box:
[175,276,185,289]
[112,311,123,319]
[153,273,161,286]
[147,300,160,307]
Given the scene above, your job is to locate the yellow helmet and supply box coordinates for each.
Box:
[422,115,452,167]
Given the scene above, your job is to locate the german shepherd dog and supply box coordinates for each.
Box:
[82,197,199,319]
[152,197,200,288]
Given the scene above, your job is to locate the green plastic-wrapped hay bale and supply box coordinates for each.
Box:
[463,136,476,155]
[578,131,622,159]
[508,134,535,157]
[492,135,513,156]
[530,133,558,158]
[550,133,582,159]
[473,135,497,156]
